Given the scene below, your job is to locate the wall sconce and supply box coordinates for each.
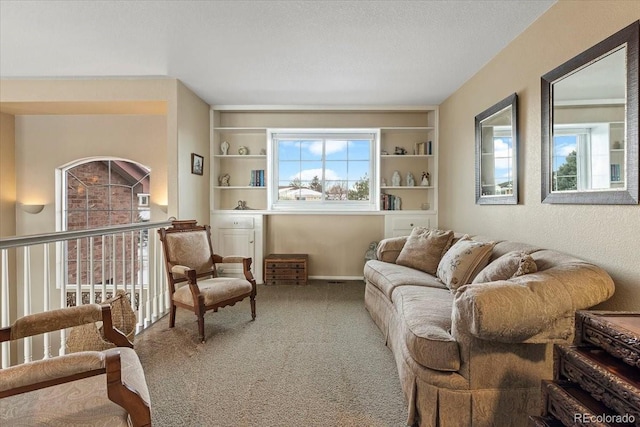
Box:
[20,203,45,214]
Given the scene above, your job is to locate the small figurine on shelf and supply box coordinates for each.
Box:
[221,140,230,155]
[219,174,230,186]
[421,172,430,186]
[406,172,415,187]
[394,146,407,155]
[381,178,387,187]
[392,171,401,186]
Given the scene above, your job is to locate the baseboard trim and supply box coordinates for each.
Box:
[309,275,363,282]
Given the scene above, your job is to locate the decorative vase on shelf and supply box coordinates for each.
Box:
[406,172,415,186]
[392,171,401,186]
[221,140,230,155]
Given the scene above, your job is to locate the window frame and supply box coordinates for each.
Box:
[267,128,380,212]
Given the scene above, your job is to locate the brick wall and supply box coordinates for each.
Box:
[65,161,145,287]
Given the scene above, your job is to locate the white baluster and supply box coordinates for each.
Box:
[1,249,10,368]
[101,236,106,302]
[75,238,81,307]
[23,246,32,363]
[58,240,66,356]
[89,236,95,304]
[43,244,51,359]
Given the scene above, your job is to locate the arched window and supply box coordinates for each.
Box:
[60,158,150,303]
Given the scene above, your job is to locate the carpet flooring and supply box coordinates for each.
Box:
[134,280,408,427]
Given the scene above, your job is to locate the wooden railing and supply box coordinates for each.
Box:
[0,220,172,367]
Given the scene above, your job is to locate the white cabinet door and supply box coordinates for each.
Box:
[211,213,264,284]
[217,228,255,279]
[219,228,254,258]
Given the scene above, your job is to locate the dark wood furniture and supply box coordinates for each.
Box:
[158,220,256,343]
[264,253,308,285]
[530,311,640,426]
[0,304,151,427]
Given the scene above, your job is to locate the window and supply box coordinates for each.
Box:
[553,126,614,192]
[268,129,379,211]
[489,127,514,195]
[60,158,151,294]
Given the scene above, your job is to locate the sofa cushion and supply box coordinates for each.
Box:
[375,236,408,263]
[364,260,447,299]
[396,228,454,274]
[392,285,460,371]
[472,251,538,284]
[436,237,495,291]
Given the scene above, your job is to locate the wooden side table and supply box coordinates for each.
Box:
[264,254,308,285]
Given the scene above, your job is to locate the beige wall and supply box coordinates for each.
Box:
[176,81,211,223]
[0,78,213,229]
[14,114,167,234]
[439,1,640,310]
[0,112,17,333]
[0,112,16,237]
[266,215,383,277]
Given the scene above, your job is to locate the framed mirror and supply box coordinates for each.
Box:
[475,93,518,205]
[541,21,639,204]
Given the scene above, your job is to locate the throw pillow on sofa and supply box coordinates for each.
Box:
[396,227,454,274]
[436,237,495,291]
[472,250,538,283]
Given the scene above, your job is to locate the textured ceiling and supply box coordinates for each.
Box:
[0,0,555,107]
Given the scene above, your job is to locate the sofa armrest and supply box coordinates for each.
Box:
[453,265,614,344]
[375,236,408,263]
[453,278,574,343]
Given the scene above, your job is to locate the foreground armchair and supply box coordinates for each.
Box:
[0,303,151,426]
[158,219,257,343]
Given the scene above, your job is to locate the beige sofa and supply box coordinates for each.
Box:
[363,229,615,427]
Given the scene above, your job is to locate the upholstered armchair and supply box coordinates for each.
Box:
[157,219,257,343]
[0,303,151,426]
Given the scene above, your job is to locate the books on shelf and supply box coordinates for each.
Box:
[414,141,433,155]
[250,169,265,187]
[381,193,402,210]
[610,164,621,182]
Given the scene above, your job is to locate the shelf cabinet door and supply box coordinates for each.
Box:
[216,228,255,279]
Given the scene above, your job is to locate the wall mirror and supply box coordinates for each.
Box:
[475,93,518,204]
[541,21,639,204]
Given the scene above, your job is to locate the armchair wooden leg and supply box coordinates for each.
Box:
[197,314,205,343]
[250,295,256,320]
[169,304,176,328]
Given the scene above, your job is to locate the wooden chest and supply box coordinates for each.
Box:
[264,254,308,285]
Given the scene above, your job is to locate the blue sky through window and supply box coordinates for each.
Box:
[492,137,513,184]
[553,135,577,171]
[278,139,371,188]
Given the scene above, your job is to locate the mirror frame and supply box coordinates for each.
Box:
[541,21,639,204]
[475,93,519,205]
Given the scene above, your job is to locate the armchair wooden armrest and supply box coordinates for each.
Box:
[213,254,256,283]
[0,303,131,348]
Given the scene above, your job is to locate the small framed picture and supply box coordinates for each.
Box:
[191,153,204,175]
